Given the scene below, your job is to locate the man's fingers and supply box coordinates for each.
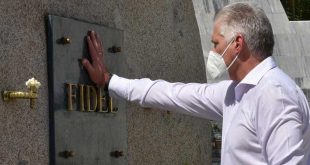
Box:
[82,59,96,74]
[89,31,100,51]
[85,31,108,87]
[95,33,104,54]
[87,36,99,65]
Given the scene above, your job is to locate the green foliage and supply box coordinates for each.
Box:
[280,0,310,21]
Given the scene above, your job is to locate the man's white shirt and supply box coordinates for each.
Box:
[109,57,310,165]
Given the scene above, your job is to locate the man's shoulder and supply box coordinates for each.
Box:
[207,80,237,97]
[260,67,296,88]
[210,80,235,89]
[257,67,302,99]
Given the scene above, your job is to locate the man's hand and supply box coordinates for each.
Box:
[82,31,110,87]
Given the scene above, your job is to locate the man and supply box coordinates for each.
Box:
[82,2,310,165]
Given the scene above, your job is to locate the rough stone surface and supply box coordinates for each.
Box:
[0,0,210,164]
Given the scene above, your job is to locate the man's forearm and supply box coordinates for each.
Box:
[108,75,223,120]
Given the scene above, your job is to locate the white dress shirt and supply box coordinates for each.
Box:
[109,57,310,165]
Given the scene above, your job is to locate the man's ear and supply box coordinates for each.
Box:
[234,34,244,54]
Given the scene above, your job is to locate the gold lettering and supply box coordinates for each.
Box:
[109,97,115,113]
[65,83,117,113]
[86,85,97,112]
[98,88,108,113]
[67,83,77,111]
[79,84,85,112]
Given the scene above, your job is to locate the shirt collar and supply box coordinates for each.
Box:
[234,57,277,101]
[239,56,277,86]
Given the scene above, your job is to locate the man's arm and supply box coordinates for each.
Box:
[109,75,226,120]
[256,84,309,164]
[82,31,224,121]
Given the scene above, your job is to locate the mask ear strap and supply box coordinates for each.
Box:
[226,54,239,70]
[221,37,236,57]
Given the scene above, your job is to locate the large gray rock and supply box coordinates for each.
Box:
[0,0,210,164]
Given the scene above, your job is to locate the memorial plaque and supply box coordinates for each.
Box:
[47,15,127,165]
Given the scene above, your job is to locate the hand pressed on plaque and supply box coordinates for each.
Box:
[82,31,111,88]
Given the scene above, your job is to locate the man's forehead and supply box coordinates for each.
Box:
[213,21,222,33]
[211,22,224,39]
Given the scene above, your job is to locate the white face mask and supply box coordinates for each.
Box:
[206,38,238,79]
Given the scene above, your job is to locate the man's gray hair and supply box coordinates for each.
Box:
[214,3,274,59]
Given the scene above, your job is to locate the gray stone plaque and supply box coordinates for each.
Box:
[47,15,127,165]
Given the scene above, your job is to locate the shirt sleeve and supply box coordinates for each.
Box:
[255,83,309,165]
[108,74,227,121]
